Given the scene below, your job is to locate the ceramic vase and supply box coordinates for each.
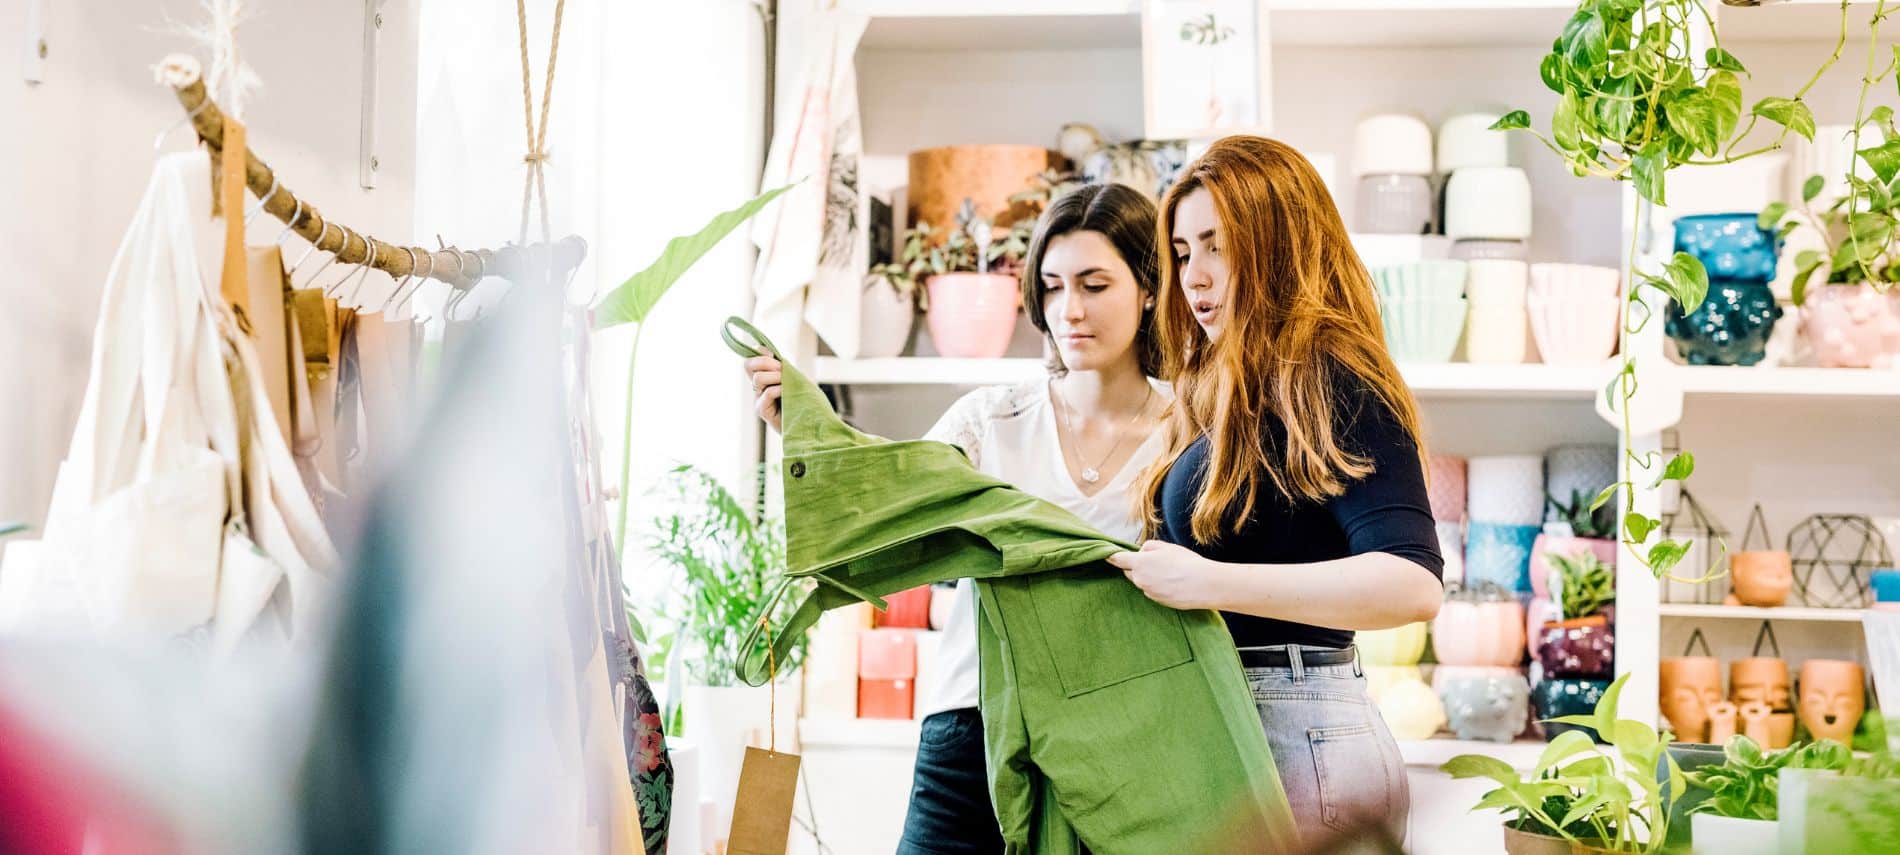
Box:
[1466,522,1542,593]
[925,273,1020,359]
[1801,283,1900,368]
[1440,669,1532,742]
[1358,622,1429,666]
[1432,598,1526,667]
[1531,677,1611,743]
[1691,815,1778,855]
[1730,657,1793,712]
[1376,295,1468,363]
[1528,265,1620,364]
[1437,113,1508,173]
[1534,616,1615,679]
[1674,213,1781,281]
[1798,659,1866,746]
[1426,454,1468,523]
[1667,280,1785,366]
[1450,239,1528,261]
[1730,550,1794,607]
[1543,444,1617,522]
[1465,259,1530,364]
[1467,455,1545,526]
[1659,656,1725,743]
[1353,114,1434,177]
[858,278,916,358]
[1355,174,1435,234]
[1437,522,1466,588]
[1444,167,1533,241]
[1525,597,1560,659]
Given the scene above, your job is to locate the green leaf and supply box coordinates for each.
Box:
[1597,74,1638,138]
[1707,71,1744,143]
[1777,220,1802,242]
[1537,730,1599,773]
[1442,754,1522,786]
[1595,674,1629,744]
[1589,483,1621,513]
[1650,451,1695,488]
[1666,91,1721,157]
[594,183,796,329]
[1791,250,1825,305]
[1759,202,1790,232]
[1539,53,1567,93]
[1614,719,1660,754]
[1706,47,1747,74]
[1491,110,1532,132]
[1859,139,1900,185]
[1666,251,1711,310]
[1633,143,1668,206]
[1625,512,1657,545]
[1804,174,1827,202]
[1753,97,1817,142]
[1726,734,1765,767]
[1850,212,1896,246]
[1648,538,1692,575]
[1554,90,1584,151]
[0,522,25,538]
[1561,10,1608,69]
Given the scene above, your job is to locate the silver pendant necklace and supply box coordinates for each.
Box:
[1056,380,1154,485]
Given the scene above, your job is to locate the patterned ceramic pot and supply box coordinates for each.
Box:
[1801,283,1900,368]
[1432,597,1526,667]
[1673,213,1781,282]
[1466,522,1542,593]
[1665,279,1784,366]
[1534,616,1615,679]
[1440,669,1532,742]
[1531,678,1611,743]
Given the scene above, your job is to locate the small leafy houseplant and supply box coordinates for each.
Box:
[1686,734,1854,823]
[1552,552,1617,623]
[1550,488,1618,541]
[870,171,1082,310]
[1761,156,1900,307]
[1444,674,1685,854]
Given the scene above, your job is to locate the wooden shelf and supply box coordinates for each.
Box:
[1657,604,1871,624]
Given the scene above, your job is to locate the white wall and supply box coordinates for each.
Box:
[0,0,418,531]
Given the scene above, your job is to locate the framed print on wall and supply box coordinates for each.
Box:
[1141,0,1272,141]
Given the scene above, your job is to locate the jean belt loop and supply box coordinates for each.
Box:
[1287,644,1306,683]
[1352,645,1364,677]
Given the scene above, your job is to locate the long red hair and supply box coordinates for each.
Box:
[1134,136,1425,543]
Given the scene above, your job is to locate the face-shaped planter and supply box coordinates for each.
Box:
[1377,677,1448,741]
[1730,550,1794,608]
[1535,617,1615,680]
[1707,701,1739,745]
[1798,659,1866,746]
[1432,598,1527,667]
[1440,670,1531,743]
[1531,678,1610,743]
[1358,622,1429,667]
[1730,657,1792,711]
[1659,656,1724,743]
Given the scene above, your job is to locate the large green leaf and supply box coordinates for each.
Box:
[1443,754,1522,786]
[594,182,796,329]
[1540,53,1567,94]
[1759,201,1790,232]
[1537,730,1599,773]
[1561,9,1608,69]
[1650,451,1695,488]
[1803,174,1826,202]
[1859,139,1900,186]
[1648,539,1692,576]
[1597,74,1637,139]
[1705,47,1746,74]
[1632,142,1668,206]
[1555,90,1584,151]
[1624,511,1657,545]
[1707,71,1743,144]
[1791,249,1825,305]
[1753,97,1817,142]
[1595,674,1629,739]
[1666,91,1721,157]
[1665,251,1711,310]
[1491,110,1532,132]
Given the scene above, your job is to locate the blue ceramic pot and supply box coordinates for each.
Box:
[1665,279,1784,366]
[1466,522,1542,593]
[1872,569,1900,603]
[1673,213,1780,282]
[1532,678,1611,743]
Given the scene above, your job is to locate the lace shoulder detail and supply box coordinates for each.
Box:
[921,380,1045,470]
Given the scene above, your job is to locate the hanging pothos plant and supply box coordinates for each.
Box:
[1488,0,1850,580]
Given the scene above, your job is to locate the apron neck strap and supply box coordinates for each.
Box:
[722,316,781,360]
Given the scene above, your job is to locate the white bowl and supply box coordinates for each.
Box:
[1377,295,1468,364]
[1465,259,1529,308]
[1444,167,1533,240]
[1530,263,1621,297]
[1353,114,1434,177]
[1529,291,1620,364]
[1437,113,1509,173]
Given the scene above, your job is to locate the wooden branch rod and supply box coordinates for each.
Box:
[165,71,586,291]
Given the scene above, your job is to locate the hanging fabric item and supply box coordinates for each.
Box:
[722,318,1299,855]
[566,306,673,854]
[748,10,869,357]
[0,151,336,654]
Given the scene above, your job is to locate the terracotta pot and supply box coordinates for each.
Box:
[1659,656,1724,743]
[1730,657,1792,711]
[857,278,916,358]
[1801,283,1900,369]
[1502,825,1577,855]
[1432,598,1527,667]
[1535,616,1615,680]
[925,273,1020,358]
[907,144,1066,244]
[1798,659,1866,745]
[1358,621,1429,666]
[1730,550,1793,607]
[1766,712,1796,749]
[1530,534,1618,600]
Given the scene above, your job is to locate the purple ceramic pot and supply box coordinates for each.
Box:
[1534,617,1615,679]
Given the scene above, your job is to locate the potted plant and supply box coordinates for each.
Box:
[1444,673,1683,854]
[1684,735,1854,855]
[1537,552,1617,679]
[1532,488,1620,601]
[641,464,808,829]
[1759,154,1900,369]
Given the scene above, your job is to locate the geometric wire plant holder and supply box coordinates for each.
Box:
[1658,488,1732,604]
[1786,514,1894,609]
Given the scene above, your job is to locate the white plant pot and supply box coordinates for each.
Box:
[1466,306,1530,364]
[858,279,916,359]
[1437,112,1509,173]
[1353,113,1434,176]
[1467,259,1530,308]
[1691,814,1777,855]
[681,679,803,837]
[1444,167,1533,240]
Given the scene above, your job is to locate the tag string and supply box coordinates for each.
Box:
[763,612,777,754]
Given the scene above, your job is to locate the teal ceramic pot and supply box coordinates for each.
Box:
[1465,522,1541,593]
[1665,279,1783,366]
[1673,213,1780,282]
[1533,678,1611,743]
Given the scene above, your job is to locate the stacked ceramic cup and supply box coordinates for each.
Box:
[1465,259,1531,363]
[1427,453,1468,588]
[1439,113,1531,262]
[1529,264,1621,364]
[1665,214,1784,366]
[1465,455,1545,593]
[1431,586,1530,743]
[1351,115,1435,235]
[1371,261,1468,363]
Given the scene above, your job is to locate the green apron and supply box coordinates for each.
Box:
[722,318,1299,855]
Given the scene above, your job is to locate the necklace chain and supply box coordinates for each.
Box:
[1055,380,1153,484]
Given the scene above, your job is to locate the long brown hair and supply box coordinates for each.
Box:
[1134,136,1424,543]
[1019,183,1165,379]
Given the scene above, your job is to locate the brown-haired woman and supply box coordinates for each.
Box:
[1106,135,1444,845]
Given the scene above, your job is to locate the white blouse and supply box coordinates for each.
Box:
[914,377,1170,720]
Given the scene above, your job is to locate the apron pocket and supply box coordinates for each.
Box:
[1025,565,1193,697]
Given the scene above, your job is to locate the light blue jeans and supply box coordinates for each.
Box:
[1243,646,1409,846]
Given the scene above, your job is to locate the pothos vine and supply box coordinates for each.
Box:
[1492,0,1893,583]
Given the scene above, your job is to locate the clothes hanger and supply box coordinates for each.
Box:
[302,230,359,291]
[381,247,427,316]
[152,100,211,152]
[290,221,338,278]
[334,240,381,306]
[274,198,305,246]
[244,175,279,227]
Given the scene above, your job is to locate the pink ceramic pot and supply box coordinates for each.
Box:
[1801,283,1900,368]
[925,273,1021,358]
[1528,289,1620,364]
[1529,534,1619,599]
[1432,598,1526,667]
[1427,454,1468,523]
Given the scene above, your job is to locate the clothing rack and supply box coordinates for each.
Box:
[160,58,586,291]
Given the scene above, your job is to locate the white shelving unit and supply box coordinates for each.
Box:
[1657,604,1874,624]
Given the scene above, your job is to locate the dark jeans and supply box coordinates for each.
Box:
[895,708,1005,855]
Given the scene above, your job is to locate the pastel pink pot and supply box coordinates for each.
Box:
[1529,534,1618,600]
[1528,289,1620,364]
[925,273,1020,358]
[1432,598,1526,667]
[1801,283,1900,368]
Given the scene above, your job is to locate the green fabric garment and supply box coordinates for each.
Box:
[722,318,1299,855]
